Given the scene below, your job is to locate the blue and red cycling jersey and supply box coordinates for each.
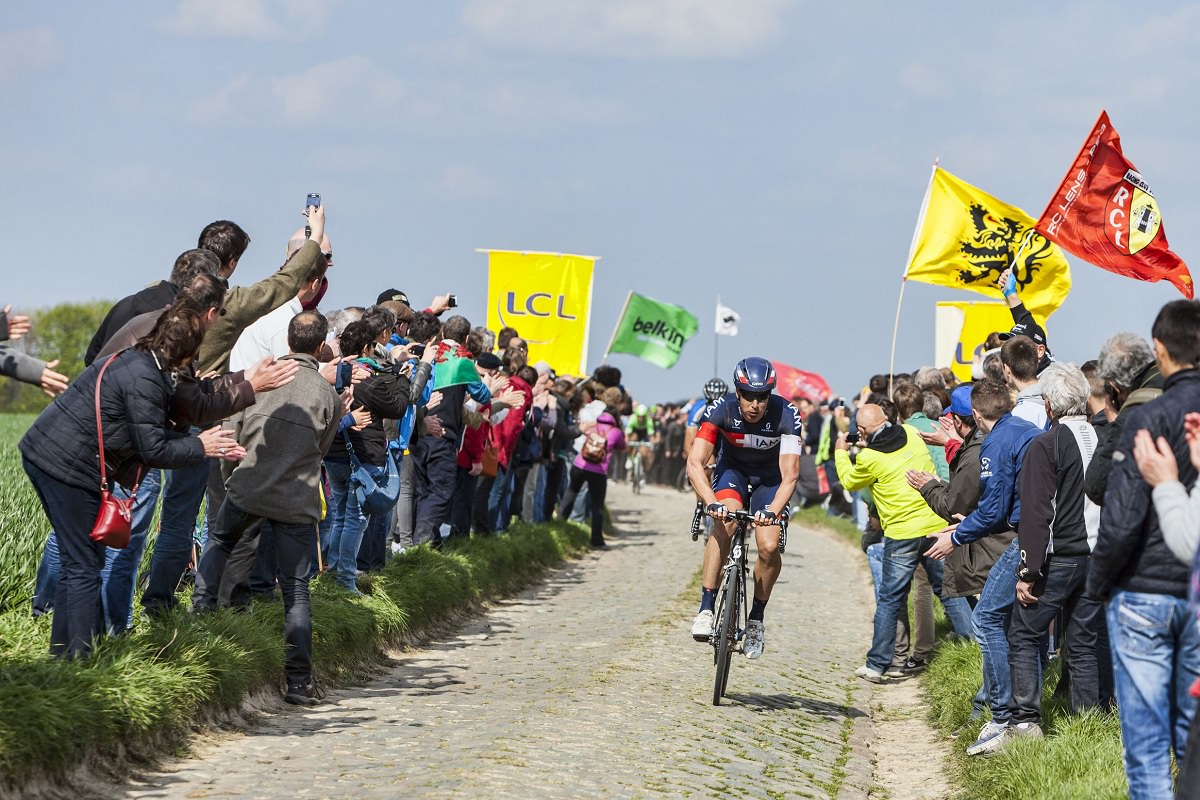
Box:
[696,393,803,511]
[696,393,803,473]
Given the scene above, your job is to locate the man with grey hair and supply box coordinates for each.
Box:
[991,363,1101,751]
[1085,332,1164,505]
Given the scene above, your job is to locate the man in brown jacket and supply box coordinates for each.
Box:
[193,310,345,706]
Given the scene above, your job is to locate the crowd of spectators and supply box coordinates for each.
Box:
[5,201,642,707]
[793,267,1200,798]
[10,208,1200,795]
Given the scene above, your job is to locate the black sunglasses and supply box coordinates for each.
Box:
[322,252,333,263]
[737,390,771,404]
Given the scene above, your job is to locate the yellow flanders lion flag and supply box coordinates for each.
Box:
[484,250,596,376]
[907,167,1072,321]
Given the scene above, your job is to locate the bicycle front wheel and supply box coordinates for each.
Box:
[712,564,739,705]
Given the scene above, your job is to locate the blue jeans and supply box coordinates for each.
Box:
[142,459,210,613]
[488,465,515,531]
[324,459,365,592]
[1107,590,1200,800]
[866,536,951,672]
[972,539,1018,724]
[100,468,163,632]
[33,469,163,633]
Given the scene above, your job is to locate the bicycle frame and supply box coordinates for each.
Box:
[709,510,753,705]
[696,506,789,705]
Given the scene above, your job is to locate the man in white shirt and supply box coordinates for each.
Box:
[229,230,332,370]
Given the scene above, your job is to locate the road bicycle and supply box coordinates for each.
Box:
[627,441,654,494]
[694,507,788,705]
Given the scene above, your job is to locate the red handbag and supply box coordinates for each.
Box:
[89,353,143,549]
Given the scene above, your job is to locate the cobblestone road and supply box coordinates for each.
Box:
[119,484,881,799]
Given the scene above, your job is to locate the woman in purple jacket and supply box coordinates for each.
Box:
[558,395,626,548]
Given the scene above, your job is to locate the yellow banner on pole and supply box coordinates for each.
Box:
[484,250,596,376]
[934,301,1020,383]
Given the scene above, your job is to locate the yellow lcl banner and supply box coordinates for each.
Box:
[934,301,1025,383]
[484,250,595,376]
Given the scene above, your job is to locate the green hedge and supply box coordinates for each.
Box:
[0,521,590,792]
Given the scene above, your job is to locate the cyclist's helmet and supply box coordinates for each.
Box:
[703,377,728,403]
[635,403,648,416]
[733,357,776,394]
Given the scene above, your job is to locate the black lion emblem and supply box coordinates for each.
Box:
[957,204,1055,290]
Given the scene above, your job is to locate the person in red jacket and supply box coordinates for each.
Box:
[486,366,535,532]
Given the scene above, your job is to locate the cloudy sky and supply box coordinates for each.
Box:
[5,2,1199,401]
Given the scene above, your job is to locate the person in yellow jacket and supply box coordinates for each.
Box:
[834,403,974,683]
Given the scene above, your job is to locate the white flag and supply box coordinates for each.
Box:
[715,303,740,336]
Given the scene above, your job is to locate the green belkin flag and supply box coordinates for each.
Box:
[606,292,699,368]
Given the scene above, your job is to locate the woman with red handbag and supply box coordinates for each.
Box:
[19,310,243,659]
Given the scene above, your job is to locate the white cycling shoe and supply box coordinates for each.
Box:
[691,610,714,641]
[744,620,765,659]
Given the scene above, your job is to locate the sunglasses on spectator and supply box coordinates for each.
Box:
[323,252,333,263]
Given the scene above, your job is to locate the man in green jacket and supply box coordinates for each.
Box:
[197,203,327,375]
[835,404,972,683]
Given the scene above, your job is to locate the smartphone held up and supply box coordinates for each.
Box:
[304,193,321,239]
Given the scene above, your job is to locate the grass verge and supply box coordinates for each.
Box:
[794,507,1128,799]
[0,519,590,794]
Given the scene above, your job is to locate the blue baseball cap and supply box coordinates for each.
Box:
[949,385,973,417]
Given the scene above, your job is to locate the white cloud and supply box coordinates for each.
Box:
[158,0,333,40]
[897,63,948,99]
[187,56,406,126]
[434,164,503,200]
[894,6,1200,114]
[0,28,64,84]
[186,58,622,132]
[461,0,792,59]
[87,163,217,200]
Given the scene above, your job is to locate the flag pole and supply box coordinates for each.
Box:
[889,159,939,396]
[603,290,633,362]
[714,294,721,377]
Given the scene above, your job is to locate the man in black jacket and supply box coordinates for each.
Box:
[1087,300,1200,799]
[84,247,230,366]
[1084,331,1163,505]
[995,364,1100,750]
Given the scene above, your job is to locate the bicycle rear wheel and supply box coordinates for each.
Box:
[712,561,739,705]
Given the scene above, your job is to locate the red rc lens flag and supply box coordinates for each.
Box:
[1035,110,1193,298]
[771,361,831,403]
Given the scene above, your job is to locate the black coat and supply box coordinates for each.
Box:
[20,348,205,493]
[1084,360,1163,505]
[1088,368,1200,600]
[85,281,178,366]
[327,362,411,467]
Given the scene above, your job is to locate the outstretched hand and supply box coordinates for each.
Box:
[3,306,31,340]
[924,526,956,560]
[39,360,69,396]
[247,356,299,393]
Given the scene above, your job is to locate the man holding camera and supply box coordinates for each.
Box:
[836,404,968,684]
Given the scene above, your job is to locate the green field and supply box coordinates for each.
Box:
[0,414,46,614]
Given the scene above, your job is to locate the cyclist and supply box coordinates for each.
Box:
[626,403,656,485]
[684,377,728,457]
[687,357,802,659]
